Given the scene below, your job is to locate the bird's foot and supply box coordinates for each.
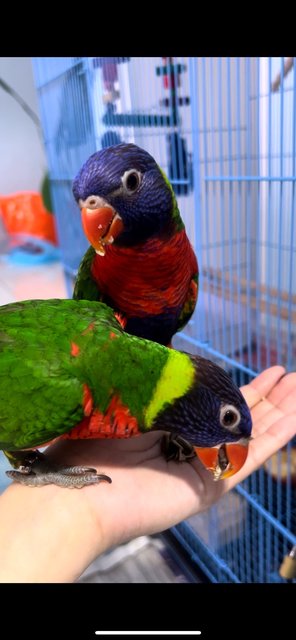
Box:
[5,449,112,488]
[161,433,196,462]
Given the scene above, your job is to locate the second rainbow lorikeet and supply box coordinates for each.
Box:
[72,143,198,346]
[0,299,251,488]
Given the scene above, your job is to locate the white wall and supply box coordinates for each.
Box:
[0,57,47,194]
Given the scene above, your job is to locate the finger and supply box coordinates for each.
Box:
[266,371,296,409]
[250,405,283,438]
[224,413,296,491]
[240,366,286,409]
[250,373,296,431]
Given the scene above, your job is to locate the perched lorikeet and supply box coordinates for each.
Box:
[0,299,251,488]
[72,143,198,346]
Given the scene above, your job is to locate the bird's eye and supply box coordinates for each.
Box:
[220,404,241,431]
[121,169,141,194]
[82,195,102,209]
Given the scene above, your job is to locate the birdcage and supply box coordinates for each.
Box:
[32,56,296,583]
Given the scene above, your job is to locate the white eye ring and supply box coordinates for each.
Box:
[220,404,241,432]
[121,169,141,194]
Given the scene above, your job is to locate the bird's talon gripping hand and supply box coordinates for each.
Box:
[56,465,98,475]
[5,449,112,489]
[15,465,32,475]
[161,433,196,462]
[5,469,112,488]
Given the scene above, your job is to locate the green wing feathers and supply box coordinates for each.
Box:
[0,299,172,450]
[73,246,102,301]
[0,299,122,450]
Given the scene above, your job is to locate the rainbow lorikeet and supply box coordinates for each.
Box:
[0,299,251,488]
[72,143,198,346]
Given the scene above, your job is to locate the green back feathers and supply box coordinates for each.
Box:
[0,299,196,449]
[0,299,120,448]
[73,246,101,301]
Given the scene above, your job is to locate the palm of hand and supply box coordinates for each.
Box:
[47,365,296,549]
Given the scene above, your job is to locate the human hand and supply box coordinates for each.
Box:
[45,365,296,554]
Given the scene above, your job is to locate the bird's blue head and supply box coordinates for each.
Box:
[72,143,178,253]
[154,354,252,480]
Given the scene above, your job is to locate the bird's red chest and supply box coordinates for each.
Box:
[61,391,140,440]
[91,230,197,317]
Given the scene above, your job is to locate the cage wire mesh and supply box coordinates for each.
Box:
[32,56,296,583]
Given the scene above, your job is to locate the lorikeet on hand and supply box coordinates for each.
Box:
[72,143,198,346]
[0,299,251,488]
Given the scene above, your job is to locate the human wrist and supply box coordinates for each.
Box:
[0,481,108,582]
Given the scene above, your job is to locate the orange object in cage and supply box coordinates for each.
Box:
[0,191,58,245]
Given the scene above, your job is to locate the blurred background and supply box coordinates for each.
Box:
[0,56,295,583]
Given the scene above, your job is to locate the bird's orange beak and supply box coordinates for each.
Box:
[194,440,249,481]
[81,206,124,256]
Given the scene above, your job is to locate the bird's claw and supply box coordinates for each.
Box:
[5,449,112,488]
[161,433,196,462]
